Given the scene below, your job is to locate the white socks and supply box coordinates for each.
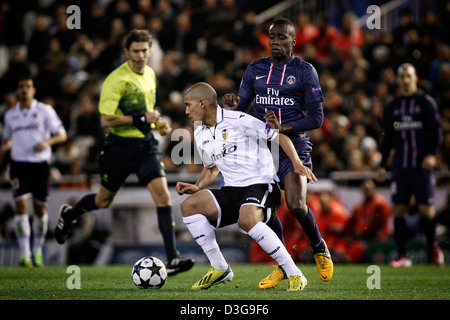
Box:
[184,214,302,277]
[32,214,48,255]
[14,214,31,258]
[248,221,302,277]
[14,213,48,258]
[183,214,229,270]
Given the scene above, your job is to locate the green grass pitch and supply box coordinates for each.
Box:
[1,263,449,301]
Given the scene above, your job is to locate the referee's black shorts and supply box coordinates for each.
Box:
[98,133,165,192]
[207,183,281,231]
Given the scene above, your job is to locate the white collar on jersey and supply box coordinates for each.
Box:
[216,105,224,124]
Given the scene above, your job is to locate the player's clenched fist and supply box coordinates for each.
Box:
[222,93,240,109]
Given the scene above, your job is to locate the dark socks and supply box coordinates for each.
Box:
[394,216,409,256]
[420,215,436,248]
[65,193,98,222]
[298,207,325,253]
[157,206,177,261]
[267,215,285,245]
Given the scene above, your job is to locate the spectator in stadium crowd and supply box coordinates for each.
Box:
[222,18,333,287]
[53,29,194,275]
[53,137,82,175]
[293,12,319,56]
[0,75,67,267]
[314,191,350,261]
[313,13,340,67]
[339,179,392,263]
[378,63,444,267]
[332,12,364,63]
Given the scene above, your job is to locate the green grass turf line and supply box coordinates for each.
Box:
[0,264,449,300]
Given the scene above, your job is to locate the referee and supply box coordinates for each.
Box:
[1,75,67,267]
[54,29,193,275]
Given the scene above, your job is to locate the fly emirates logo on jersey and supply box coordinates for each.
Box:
[255,88,294,106]
[393,115,423,130]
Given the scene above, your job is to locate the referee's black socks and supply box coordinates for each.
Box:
[157,206,177,262]
[65,193,98,222]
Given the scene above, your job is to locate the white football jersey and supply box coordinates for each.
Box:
[3,99,66,163]
[194,105,279,187]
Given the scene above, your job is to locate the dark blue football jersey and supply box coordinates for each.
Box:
[237,55,324,136]
[381,91,442,169]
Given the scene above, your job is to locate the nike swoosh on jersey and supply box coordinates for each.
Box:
[256,75,267,80]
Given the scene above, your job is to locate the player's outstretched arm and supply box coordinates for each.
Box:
[176,166,220,195]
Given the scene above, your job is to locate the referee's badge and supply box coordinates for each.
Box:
[222,129,229,140]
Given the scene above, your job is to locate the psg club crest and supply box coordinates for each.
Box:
[287,75,296,85]
[222,129,229,140]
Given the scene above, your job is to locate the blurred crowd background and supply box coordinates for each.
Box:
[0,0,449,184]
[0,0,450,264]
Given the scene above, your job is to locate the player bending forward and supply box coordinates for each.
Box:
[176,82,317,290]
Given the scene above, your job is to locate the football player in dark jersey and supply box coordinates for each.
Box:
[223,18,333,288]
[378,63,444,266]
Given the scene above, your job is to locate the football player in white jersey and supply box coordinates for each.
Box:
[176,82,316,291]
[0,76,67,267]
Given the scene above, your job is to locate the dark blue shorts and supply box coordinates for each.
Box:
[98,134,165,192]
[276,136,312,189]
[391,167,435,205]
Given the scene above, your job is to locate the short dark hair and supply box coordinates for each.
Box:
[271,18,295,37]
[17,74,34,85]
[125,29,152,50]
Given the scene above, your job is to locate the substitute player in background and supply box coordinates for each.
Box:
[177,82,317,291]
[378,63,444,267]
[223,18,333,287]
[54,30,193,275]
[1,76,67,267]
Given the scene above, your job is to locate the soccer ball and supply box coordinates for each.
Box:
[132,256,167,289]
